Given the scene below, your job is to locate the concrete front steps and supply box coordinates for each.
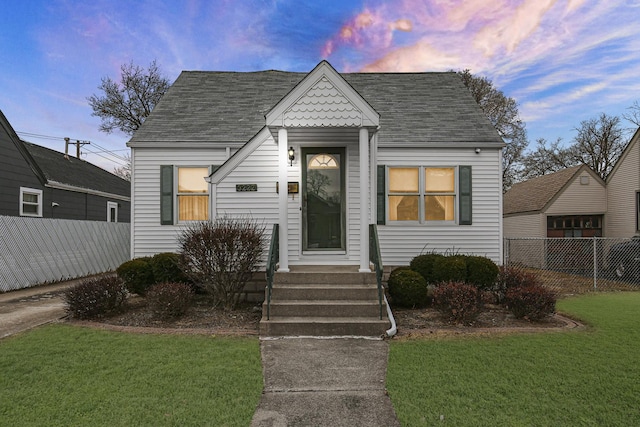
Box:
[259,267,390,337]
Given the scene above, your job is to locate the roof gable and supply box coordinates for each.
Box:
[606,127,639,184]
[266,61,379,128]
[0,110,47,185]
[504,165,604,215]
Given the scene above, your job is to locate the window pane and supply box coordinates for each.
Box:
[178,195,208,221]
[23,193,39,203]
[178,167,208,193]
[425,195,454,221]
[425,168,454,193]
[22,204,38,214]
[389,168,418,193]
[389,195,418,221]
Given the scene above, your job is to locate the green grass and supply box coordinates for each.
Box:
[0,325,262,426]
[387,293,640,426]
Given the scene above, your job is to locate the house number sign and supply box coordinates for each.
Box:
[236,184,258,192]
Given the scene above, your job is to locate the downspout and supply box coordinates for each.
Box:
[384,294,397,337]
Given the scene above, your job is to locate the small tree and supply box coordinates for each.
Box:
[179,216,266,309]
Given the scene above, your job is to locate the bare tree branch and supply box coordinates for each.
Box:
[88,60,170,136]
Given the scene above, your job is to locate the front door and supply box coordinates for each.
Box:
[302,148,346,251]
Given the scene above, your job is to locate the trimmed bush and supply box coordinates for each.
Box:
[116,257,155,295]
[149,252,189,284]
[179,216,266,309]
[64,276,128,320]
[410,254,445,283]
[466,256,500,290]
[388,269,429,308]
[505,285,556,320]
[432,281,482,325]
[495,266,542,303]
[432,255,467,283]
[146,282,194,320]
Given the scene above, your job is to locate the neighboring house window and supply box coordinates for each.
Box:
[107,201,118,222]
[546,215,602,237]
[20,187,43,217]
[160,165,212,225]
[387,167,458,223]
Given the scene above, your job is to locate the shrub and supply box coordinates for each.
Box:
[410,254,445,283]
[432,281,482,325]
[146,282,194,320]
[149,252,189,284]
[495,266,542,303]
[432,255,467,283]
[505,285,556,321]
[179,216,266,309]
[388,269,429,308]
[116,258,155,295]
[64,275,128,320]
[466,256,500,290]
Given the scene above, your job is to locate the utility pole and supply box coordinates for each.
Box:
[63,137,90,159]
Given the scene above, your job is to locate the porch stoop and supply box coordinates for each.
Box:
[259,267,390,336]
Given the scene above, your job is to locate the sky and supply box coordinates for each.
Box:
[1,0,640,173]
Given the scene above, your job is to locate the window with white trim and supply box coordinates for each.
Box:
[107,201,118,222]
[387,167,456,223]
[20,187,43,217]
[177,167,209,221]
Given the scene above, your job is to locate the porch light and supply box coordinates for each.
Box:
[288,146,295,166]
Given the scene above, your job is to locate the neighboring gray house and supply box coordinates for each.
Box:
[0,110,131,222]
[128,60,505,268]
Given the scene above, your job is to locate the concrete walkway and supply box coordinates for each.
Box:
[0,281,81,339]
[251,337,400,427]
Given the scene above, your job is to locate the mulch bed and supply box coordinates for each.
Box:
[66,295,582,337]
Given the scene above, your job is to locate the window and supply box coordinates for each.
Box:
[387,167,456,223]
[177,167,209,221]
[107,201,118,222]
[20,187,42,217]
[160,165,213,225]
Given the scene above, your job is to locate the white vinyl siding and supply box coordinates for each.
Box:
[377,147,502,265]
[131,147,228,257]
[606,137,640,238]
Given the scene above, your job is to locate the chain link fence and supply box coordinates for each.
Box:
[0,216,130,292]
[504,237,640,294]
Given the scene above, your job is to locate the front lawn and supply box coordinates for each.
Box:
[387,292,640,426]
[0,326,262,426]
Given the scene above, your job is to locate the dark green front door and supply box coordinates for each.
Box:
[302,148,345,251]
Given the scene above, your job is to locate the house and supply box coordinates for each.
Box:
[503,165,607,239]
[127,61,505,269]
[0,110,130,222]
[605,127,640,238]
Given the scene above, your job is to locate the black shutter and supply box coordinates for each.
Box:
[459,165,472,225]
[160,165,173,225]
[377,165,385,225]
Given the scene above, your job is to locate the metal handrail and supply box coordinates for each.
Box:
[265,224,279,320]
[369,224,384,319]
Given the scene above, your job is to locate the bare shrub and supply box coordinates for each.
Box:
[178,216,265,309]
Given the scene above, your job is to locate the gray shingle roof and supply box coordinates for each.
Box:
[129,69,504,147]
[24,142,130,198]
[503,166,584,215]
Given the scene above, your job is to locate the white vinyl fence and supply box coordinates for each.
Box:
[0,216,130,292]
[504,237,640,294]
